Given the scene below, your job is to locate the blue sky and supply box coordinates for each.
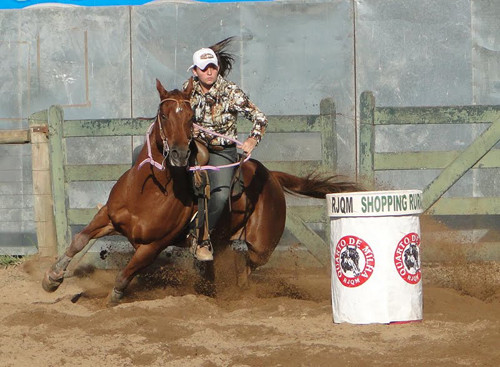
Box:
[0,0,268,8]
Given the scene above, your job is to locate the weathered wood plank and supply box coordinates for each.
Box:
[68,208,97,225]
[29,117,57,257]
[64,161,323,182]
[375,105,500,125]
[48,106,71,253]
[239,115,324,133]
[319,98,336,170]
[426,197,500,215]
[64,115,324,138]
[261,161,322,176]
[285,211,329,266]
[63,119,153,137]
[0,129,30,144]
[375,150,500,170]
[65,164,131,182]
[359,91,375,184]
[69,206,328,227]
[288,205,326,223]
[422,119,500,211]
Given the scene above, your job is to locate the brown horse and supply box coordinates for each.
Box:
[42,79,358,304]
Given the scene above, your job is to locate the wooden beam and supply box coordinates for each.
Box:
[426,197,500,215]
[285,211,329,266]
[0,129,30,144]
[423,118,500,211]
[359,91,375,185]
[48,105,71,253]
[375,105,500,125]
[374,150,500,170]
[28,116,57,257]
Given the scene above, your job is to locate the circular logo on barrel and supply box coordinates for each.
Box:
[334,235,375,288]
[394,232,421,284]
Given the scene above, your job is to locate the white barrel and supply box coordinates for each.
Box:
[326,190,424,324]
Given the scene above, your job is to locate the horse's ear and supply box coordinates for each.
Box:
[184,77,194,96]
[156,78,168,99]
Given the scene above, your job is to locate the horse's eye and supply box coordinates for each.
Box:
[161,114,167,119]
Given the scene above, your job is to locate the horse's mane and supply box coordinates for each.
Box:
[209,36,236,78]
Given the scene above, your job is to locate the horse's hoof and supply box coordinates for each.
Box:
[42,271,63,293]
[107,288,124,306]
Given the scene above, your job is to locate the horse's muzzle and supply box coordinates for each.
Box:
[169,147,190,167]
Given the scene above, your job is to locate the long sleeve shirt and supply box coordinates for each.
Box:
[184,75,268,147]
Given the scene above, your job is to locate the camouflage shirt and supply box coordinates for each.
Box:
[184,75,267,146]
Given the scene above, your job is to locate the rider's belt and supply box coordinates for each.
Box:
[208,143,236,152]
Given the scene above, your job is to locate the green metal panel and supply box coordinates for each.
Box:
[48,106,71,253]
[375,150,500,170]
[375,105,500,125]
[422,118,500,212]
[359,91,375,185]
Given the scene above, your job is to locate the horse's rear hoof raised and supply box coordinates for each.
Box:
[42,271,64,292]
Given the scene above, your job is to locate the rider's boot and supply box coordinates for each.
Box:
[195,239,213,262]
[186,224,213,262]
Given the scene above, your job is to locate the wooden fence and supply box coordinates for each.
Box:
[28,99,337,265]
[359,91,500,259]
[0,113,58,257]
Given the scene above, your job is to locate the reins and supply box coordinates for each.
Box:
[137,99,251,172]
[188,123,251,172]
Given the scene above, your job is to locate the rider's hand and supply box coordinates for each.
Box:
[239,137,258,155]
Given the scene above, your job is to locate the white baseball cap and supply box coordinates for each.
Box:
[188,48,219,71]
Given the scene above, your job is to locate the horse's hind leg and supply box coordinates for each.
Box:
[42,206,115,292]
[229,240,251,288]
[108,243,163,305]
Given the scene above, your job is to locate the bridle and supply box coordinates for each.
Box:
[138,98,192,171]
[138,97,251,172]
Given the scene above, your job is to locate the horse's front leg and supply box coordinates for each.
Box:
[108,243,163,306]
[42,206,115,292]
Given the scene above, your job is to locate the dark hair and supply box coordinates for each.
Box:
[209,37,236,78]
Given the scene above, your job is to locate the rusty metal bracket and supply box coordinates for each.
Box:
[31,125,49,137]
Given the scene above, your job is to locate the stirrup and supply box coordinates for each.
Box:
[194,240,213,262]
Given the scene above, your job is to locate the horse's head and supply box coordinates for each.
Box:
[155,78,194,167]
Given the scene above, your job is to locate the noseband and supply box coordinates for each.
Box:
[138,98,192,171]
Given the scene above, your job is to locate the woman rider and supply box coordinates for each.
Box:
[184,39,268,261]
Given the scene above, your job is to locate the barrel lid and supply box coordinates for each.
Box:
[326,190,423,217]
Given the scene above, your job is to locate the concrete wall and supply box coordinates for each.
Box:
[1,0,499,254]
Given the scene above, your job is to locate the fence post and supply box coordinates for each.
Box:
[320,97,337,171]
[359,91,375,186]
[48,105,70,255]
[29,110,58,257]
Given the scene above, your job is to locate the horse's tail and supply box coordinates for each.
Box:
[271,171,362,198]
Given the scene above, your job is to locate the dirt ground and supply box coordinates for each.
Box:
[1,237,499,367]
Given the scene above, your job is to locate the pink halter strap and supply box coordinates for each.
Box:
[137,115,251,172]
